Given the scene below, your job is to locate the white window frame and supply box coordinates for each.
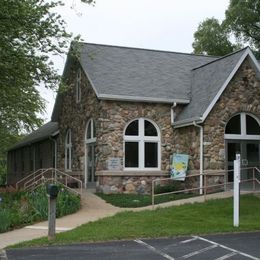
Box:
[85,119,96,144]
[65,129,72,171]
[76,69,81,103]
[225,113,260,140]
[124,118,161,171]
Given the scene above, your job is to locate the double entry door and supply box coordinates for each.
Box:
[226,140,260,182]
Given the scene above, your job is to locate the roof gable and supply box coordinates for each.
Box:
[174,47,260,127]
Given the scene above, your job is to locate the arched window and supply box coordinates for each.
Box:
[225,113,260,140]
[124,118,160,170]
[76,68,81,103]
[65,129,72,171]
[85,119,96,143]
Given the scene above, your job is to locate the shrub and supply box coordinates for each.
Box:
[0,184,81,233]
[154,181,183,194]
[0,208,11,232]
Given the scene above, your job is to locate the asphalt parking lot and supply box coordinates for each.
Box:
[3,232,260,260]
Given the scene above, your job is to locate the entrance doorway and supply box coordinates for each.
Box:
[85,119,96,189]
[86,143,96,187]
[225,113,260,182]
[226,140,260,181]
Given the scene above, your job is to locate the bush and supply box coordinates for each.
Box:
[0,184,81,233]
[154,181,183,194]
[0,208,11,233]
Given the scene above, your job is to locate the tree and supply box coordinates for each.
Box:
[193,0,260,57]
[225,0,260,56]
[0,0,93,183]
[192,18,239,56]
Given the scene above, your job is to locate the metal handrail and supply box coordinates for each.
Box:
[23,168,51,189]
[152,167,260,207]
[54,169,83,195]
[16,168,46,189]
[15,168,83,196]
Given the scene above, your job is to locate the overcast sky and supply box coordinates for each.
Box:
[41,0,230,122]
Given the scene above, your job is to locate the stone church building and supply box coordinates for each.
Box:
[7,43,260,193]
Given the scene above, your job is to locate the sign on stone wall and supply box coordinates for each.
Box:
[170,153,189,181]
[107,157,122,171]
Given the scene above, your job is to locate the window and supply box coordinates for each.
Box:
[124,118,160,170]
[225,113,260,140]
[76,69,81,103]
[85,119,96,143]
[65,129,72,171]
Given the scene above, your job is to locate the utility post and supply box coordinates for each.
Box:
[46,184,59,240]
[233,154,240,227]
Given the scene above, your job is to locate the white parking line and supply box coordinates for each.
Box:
[180,237,198,244]
[194,236,260,260]
[215,252,237,260]
[134,239,175,260]
[181,244,217,259]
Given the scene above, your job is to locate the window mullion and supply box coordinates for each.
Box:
[241,113,246,136]
[140,118,145,169]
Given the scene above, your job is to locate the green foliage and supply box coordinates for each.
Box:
[192,18,240,56]
[0,208,11,233]
[0,129,22,186]
[0,0,95,182]
[11,195,260,248]
[225,0,260,57]
[193,0,260,57]
[154,181,182,194]
[0,185,81,233]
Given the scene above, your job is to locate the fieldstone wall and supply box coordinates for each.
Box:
[97,101,174,171]
[203,57,260,171]
[56,61,101,178]
[96,173,168,194]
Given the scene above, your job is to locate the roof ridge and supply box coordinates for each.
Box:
[80,42,220,58]
[192,46,250,71]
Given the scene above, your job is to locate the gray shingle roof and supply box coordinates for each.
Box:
[175,48,248,123]
[79,43,218,103]
[9,122,58,151]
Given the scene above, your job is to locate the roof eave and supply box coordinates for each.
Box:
[98,94,190,104]
[172,117,203,128]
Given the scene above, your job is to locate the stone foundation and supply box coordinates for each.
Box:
[96,171,169,194]
[95,170,225,194]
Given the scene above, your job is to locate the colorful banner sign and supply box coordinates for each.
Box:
[170,153,189,181]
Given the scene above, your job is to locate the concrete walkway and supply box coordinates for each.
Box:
[0,190,123,249]
[0,189,256,249]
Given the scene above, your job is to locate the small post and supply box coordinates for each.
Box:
[233,154,240,227]
[253,168,255,192]
[152,180,155,209]
[204,174,207,201]
[46,184,59,240]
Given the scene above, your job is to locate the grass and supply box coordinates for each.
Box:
[96,192,196,207]
[10,194,260,248]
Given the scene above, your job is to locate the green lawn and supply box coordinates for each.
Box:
[96,192,196,207]
[11,194,260,248]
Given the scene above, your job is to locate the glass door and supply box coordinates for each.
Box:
[226,140,260,182]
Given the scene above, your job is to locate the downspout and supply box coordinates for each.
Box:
[49,137,57,170]
[193,121,204,195]
[171,102,177,124]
